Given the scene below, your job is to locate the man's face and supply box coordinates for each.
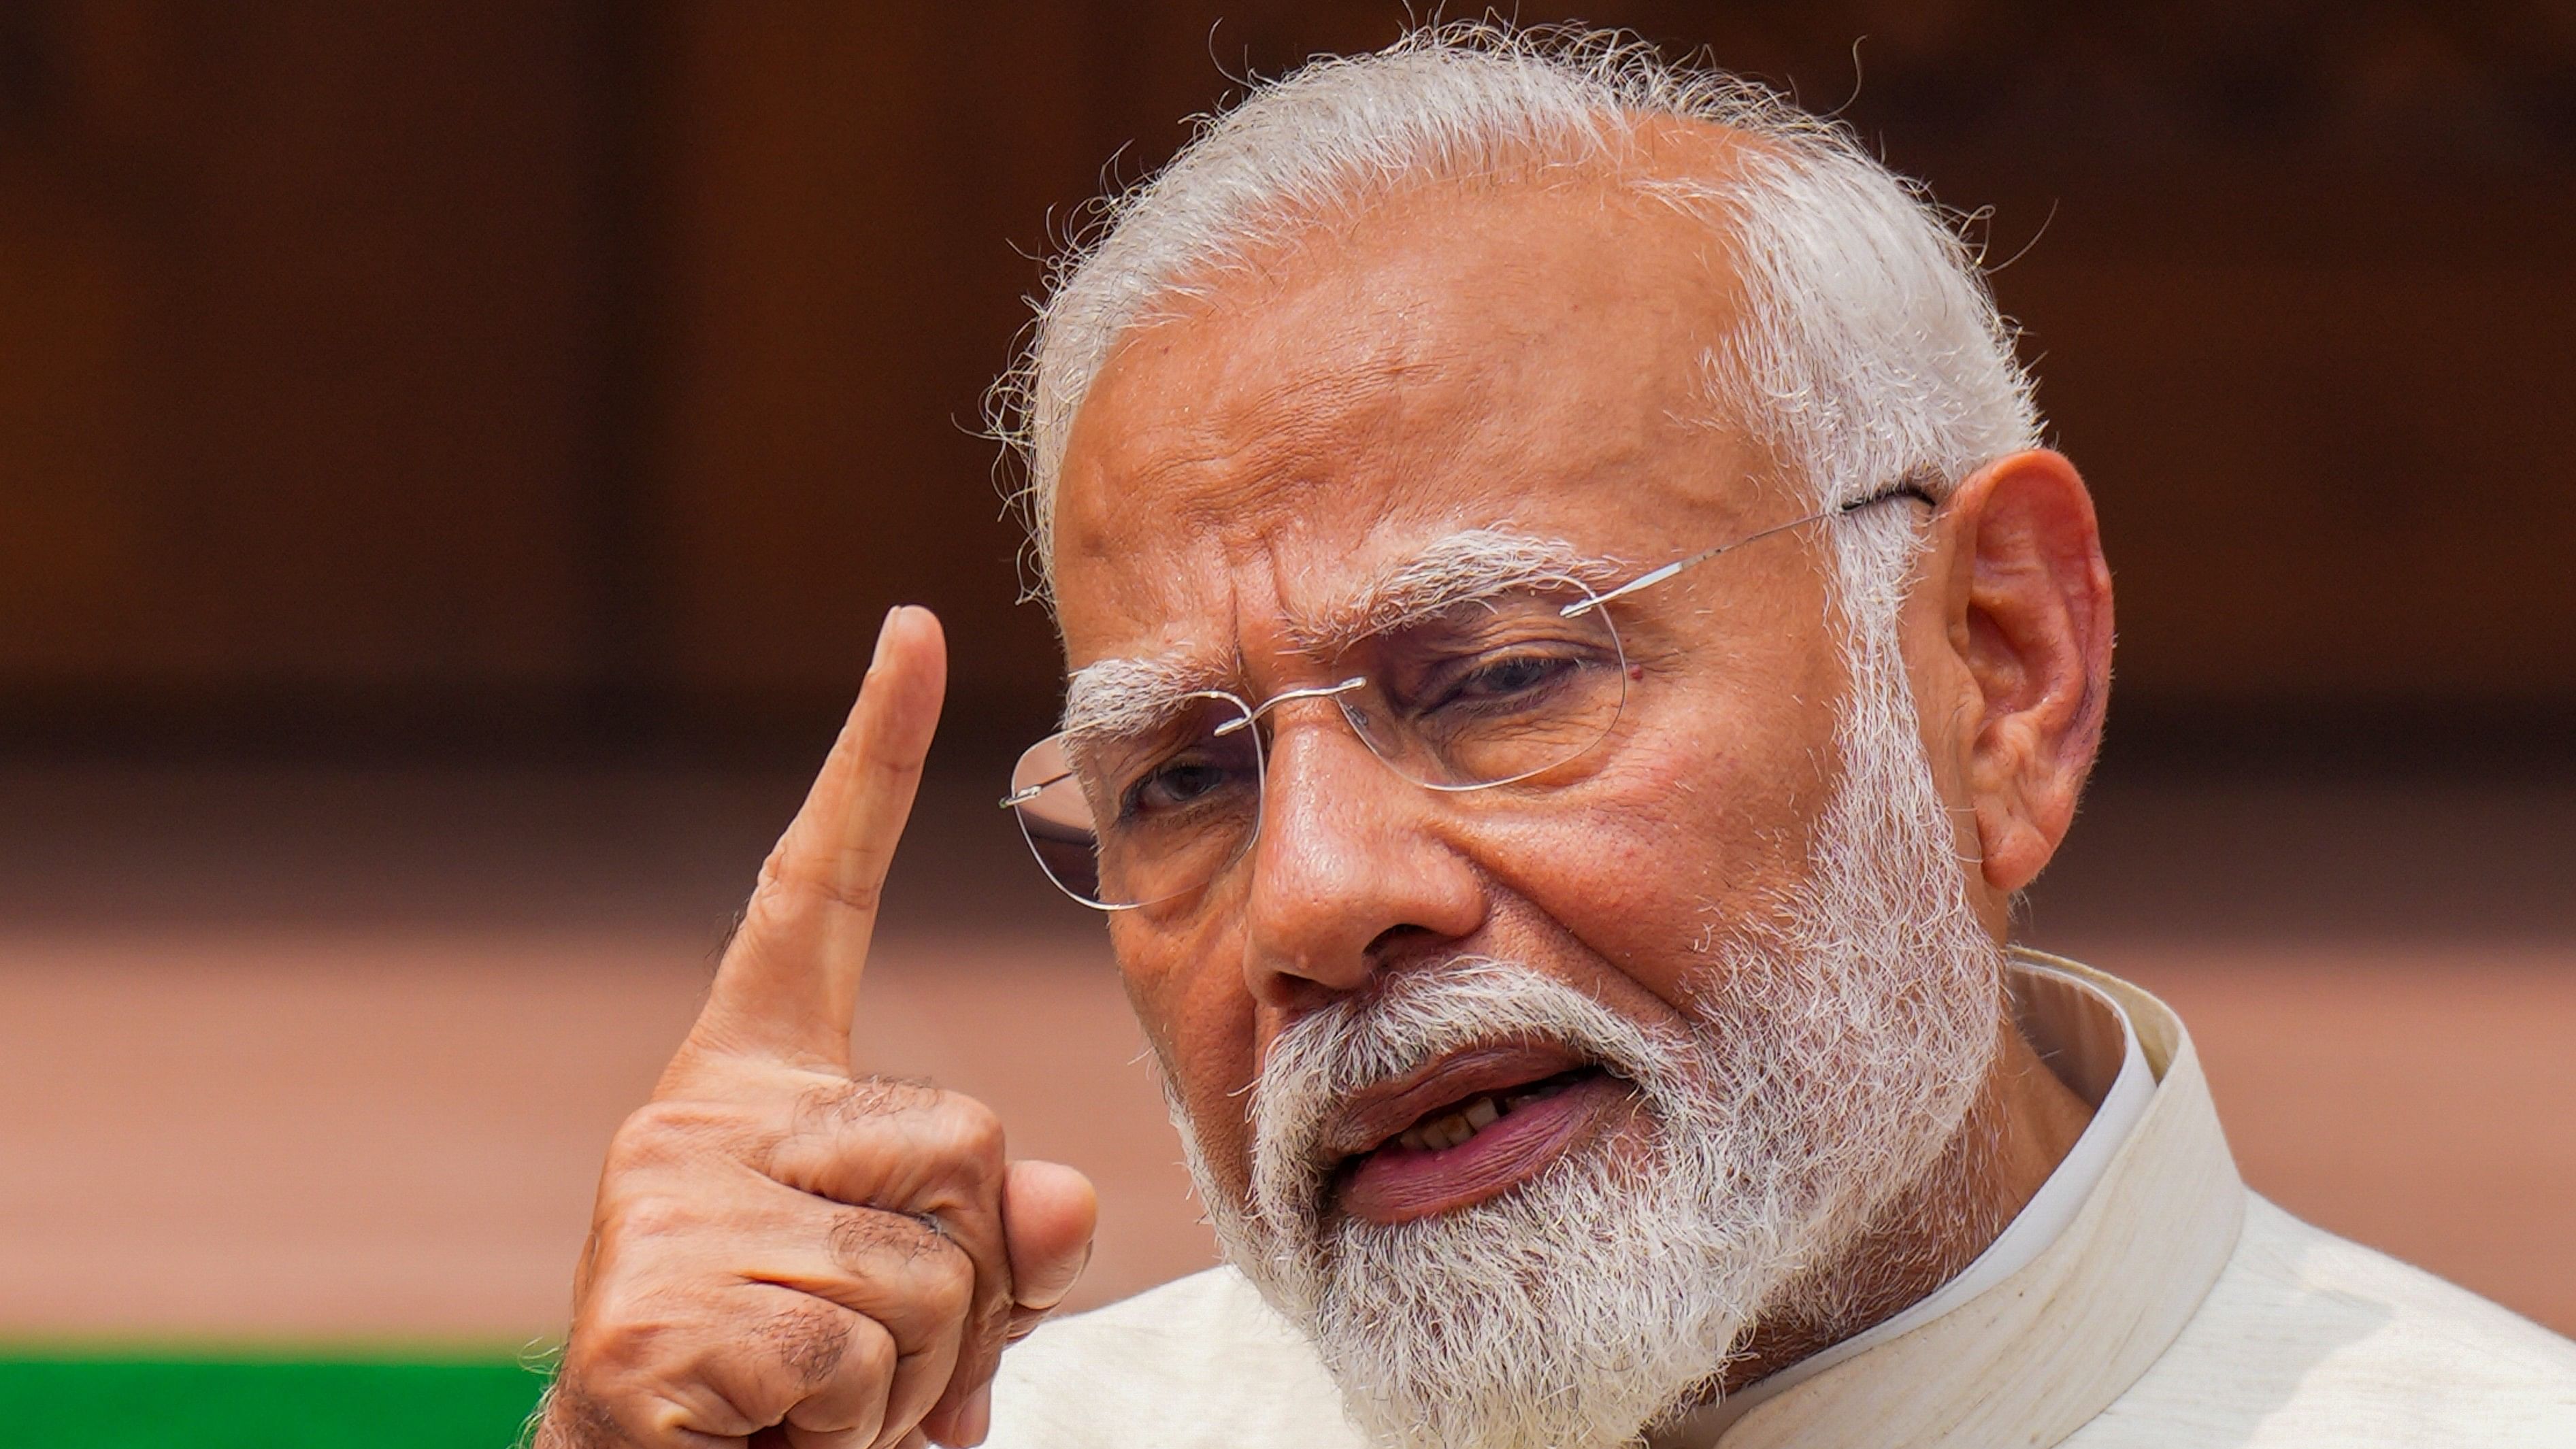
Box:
[1052,173,1851,1198]
[1046,169,2005,1448]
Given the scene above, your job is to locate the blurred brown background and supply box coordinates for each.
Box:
[7,0,2574,754]
[1,1,2571,1348]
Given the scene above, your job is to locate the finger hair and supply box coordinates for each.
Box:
[842,1076,943,1117]
[826,1208,955,1273]
[789,1077,941,1144]
[763,1296,857,1390]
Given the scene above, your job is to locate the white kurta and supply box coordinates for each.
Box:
[989,950,2576,1446]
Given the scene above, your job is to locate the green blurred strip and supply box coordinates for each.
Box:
[0,1352,550,1448]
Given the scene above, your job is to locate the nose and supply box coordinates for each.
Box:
[1239,704,1487,1014]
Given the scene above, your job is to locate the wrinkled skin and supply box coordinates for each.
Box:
[538,610,1099,1449]
[542,135,2113,1442]
[1051,163,2109,1358]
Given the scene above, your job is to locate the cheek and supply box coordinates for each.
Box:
[1495,652,1841,1010]
[1112,916,1261,1193]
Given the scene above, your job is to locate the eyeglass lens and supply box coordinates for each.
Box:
[1008,583,1627,909]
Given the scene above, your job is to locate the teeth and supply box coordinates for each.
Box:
[1393,1093,1508,1153]
[1379,1073,1591,1154]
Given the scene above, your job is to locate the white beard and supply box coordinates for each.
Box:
[1158,521,2005,1449]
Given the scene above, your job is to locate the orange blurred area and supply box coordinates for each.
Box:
[0,763,2567,1342]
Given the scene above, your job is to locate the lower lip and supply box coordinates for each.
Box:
[1335,1071,1634,1225]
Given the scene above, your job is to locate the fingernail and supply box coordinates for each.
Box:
[960,1382,993,1444]
[872,605,904,670]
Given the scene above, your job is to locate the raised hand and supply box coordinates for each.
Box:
[541,607,1099,1448]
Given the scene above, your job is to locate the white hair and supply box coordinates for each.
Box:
[1156,522,2004,1446]
[991,20,2041,613]
[1033,28,2033,1442]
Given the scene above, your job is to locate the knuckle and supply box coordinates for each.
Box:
[796,1076,919,1131]
[572,1292,860,1439]
[568,1282,682,1382]
[607,1100,725,1173]
[763,1298,854,1390]
[837,1074,938,1120]
[778,1077,933,1175]
[602,1120,676,1180]
[823,1208,927,1271]
[793,1080,852,1131]
[612,1096,789,1192]
[846,1316,899,1385]
[823,1208,974,1327]
[600,1186,700,1246]
[930,1093,1006,1174]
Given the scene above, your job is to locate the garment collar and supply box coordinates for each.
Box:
[1662,950,2244,1449]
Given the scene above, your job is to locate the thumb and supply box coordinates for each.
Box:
[1002,1159,1100,1325]
[921,1161,1095,1446]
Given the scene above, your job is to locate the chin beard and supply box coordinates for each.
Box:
[1156,520,2004,1449]
[1213,961,1804,1449]
[1158,844,2000,1447]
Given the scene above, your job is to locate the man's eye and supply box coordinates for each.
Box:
[1431,650,1579,710]
[1124,757,1238,817]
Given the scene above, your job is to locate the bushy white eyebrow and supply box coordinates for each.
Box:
[1059,529,1625,739]
[1285,529,1624,654]
[1061,651,1231,741]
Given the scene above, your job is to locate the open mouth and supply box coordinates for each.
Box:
[1383,1065,1600,1150]
[1327,1052,1635,1226]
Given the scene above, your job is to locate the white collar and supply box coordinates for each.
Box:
[1656,956,2157,1446]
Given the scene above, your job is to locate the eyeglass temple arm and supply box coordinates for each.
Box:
[1000,782,1052,808]
[1560,479,1940,619]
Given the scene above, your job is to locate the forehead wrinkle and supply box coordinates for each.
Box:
[1059,530,1628,739]
[1282,528,1628,656]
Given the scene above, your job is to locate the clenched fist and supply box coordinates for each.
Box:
[540,607,1100,1448]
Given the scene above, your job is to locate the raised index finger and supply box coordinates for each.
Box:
[692,605,947,1068]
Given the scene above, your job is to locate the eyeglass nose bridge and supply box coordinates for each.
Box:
[1210,676,1369,738]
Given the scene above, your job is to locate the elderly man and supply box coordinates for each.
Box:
[536,27,2576,1449]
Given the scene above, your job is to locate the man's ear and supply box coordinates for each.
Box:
[1936,450,2114,895]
